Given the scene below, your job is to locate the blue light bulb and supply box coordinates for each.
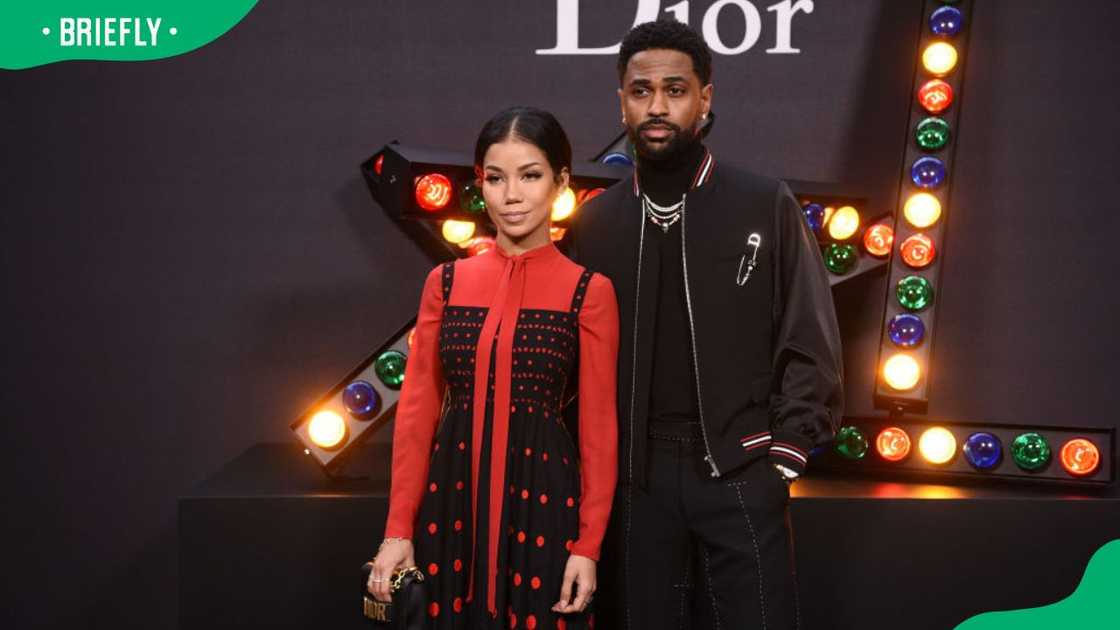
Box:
[601,152,634,167]
[911,157,947,189]
[343,380,380,419]
[803,202,825,234]
[888,313,926,347]
[963,432,1003,470]
[930,6,964,37]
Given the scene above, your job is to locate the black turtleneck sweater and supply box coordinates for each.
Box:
[637,140,706,425]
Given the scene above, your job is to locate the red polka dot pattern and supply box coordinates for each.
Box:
[407,264,596,629]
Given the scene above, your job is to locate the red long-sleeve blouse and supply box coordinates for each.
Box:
[384,242,619,588]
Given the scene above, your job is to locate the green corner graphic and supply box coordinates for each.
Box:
[0,1,258,70]
[955,539,1120,629]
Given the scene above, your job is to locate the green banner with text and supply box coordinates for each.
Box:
[0,0,258,70]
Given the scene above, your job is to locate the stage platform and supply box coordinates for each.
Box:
[179,443,1119,629]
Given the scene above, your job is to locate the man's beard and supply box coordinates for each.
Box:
[628,117,701,164]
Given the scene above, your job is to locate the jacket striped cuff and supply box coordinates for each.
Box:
[768,431,813,475]
[739,430,773,453]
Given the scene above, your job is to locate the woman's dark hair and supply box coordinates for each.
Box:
[618,19,712,85]
[473,106,572,181]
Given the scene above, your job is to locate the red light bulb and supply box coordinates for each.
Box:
[864,224,894,258]
[415,173,452,211]
[1060,438,1100,476]
[876,427,912,462]
[918,79,953,114]
[467,236,496,257]
[900,234,936,268]
[582,187,606,204]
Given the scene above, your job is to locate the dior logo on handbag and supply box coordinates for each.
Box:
[736,232,762,286]
[361,563,427,627]
[364,597,390,622]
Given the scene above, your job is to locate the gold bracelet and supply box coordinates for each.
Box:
[378,536,410,551]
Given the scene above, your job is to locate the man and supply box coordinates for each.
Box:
[569,19,843,629]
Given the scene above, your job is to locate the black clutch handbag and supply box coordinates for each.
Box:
[361,563,428,629]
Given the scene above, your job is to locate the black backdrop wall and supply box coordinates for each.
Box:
[2,1,1118,627]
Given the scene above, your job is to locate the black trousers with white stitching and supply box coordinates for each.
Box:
[597,426,800,630]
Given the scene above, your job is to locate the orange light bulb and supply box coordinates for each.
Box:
[922,42,958,76]
[918,427,956,465]
[883,354,921,391]
[828,206,860,241]
[308,411,347,449]
[441,219,476,245]
[876,427,912,462]
[904,192,942,228]
[1060,438,1100,476]
[551,187,577,221]
[864,224,894,257]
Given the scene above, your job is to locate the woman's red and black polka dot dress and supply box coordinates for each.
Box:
[385,242,619,629]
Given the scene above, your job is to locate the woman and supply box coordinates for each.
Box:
[368,106,619,629]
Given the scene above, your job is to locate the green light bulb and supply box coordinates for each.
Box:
[835,426,869,460]
[824,243,859,275]
[896,276,934,311]
[459,183,486,215]
[915,117,951,151]
[1011,432,1051,471]
[375,350,407,389]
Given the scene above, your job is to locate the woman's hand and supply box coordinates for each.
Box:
[552,554,597,614]
[367,539,416,602]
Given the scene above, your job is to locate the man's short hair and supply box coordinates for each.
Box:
[618,20,713,85]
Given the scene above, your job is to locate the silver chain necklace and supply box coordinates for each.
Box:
[642,193,686,233]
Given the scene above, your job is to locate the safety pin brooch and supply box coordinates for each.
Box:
[736,233,762,286]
